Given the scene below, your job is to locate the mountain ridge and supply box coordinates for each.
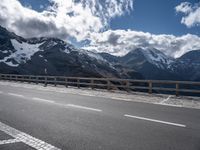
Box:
[0,25,143,79]
[0,25,200,81]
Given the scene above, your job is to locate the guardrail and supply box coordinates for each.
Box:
[0,74,200,97]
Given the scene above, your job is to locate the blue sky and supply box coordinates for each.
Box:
[1,0,200,57]
[111,0,200,36]
[19,0,199,36]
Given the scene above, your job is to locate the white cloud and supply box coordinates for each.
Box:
[175,2,200,27]
[0,0,133,41]
[84,30,200,58]
[0,0,200,59]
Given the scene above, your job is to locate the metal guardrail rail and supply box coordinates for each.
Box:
[0,74,200,96]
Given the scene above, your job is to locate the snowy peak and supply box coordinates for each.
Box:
[125,48,175,69]
[140,48,174,69]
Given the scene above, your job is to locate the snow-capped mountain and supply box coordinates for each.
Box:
[173,50,200,81]
[1,25,200,81]
[100,48,200,81]
[122,48,175,69]
[0,26,142,79]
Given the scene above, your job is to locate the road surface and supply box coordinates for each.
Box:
[0,82,200,150]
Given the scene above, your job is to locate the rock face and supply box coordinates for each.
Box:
[0,26,143,79]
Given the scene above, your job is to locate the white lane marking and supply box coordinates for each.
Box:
[155,103,182,108]
[7,93,24,98]
[0,139,21,145]
[124,114,186,128]
[79,93,95,97]
[0,121,61,150]
[32,97,55,103]
[67,104,102,112]
[111,97,132,102]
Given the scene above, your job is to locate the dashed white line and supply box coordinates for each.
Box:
[124,114,186,128]
[0,121,61,150]
[32,97,55,103]
[67,104,102,112]
[7,93,25,98]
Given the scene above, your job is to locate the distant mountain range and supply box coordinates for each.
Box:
[0,25,200,81]
[0,26,142,79]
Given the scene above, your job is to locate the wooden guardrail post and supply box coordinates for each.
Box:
[65,78,68,87]
[77,78,80,88]
[148,81,152,94]
[107,80,111,90]
[54,77,57,86]
[91,79,94,89]
[29,76,31,83]
[36,76,39,84]
[44,77,47,87]
[126,80,130,92]
[176,83,179,96]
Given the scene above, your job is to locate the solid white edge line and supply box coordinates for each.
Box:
[155,103,182,107]
[32,97,55,103]
[124,114,186,128]
[67,104,102,112]
[7,93,24,98]
[111,97,132,102]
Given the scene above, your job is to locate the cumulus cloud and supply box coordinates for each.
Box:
[84,30,200,58]
[0,0,200,58]
[175,2,200,27]
[0,0,133,41]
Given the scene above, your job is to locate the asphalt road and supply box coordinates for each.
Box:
[0,82,200,150]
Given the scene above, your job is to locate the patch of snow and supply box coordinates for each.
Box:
[1,50,8,54]
[39,55,43,58]
[0,39,44,67]
[141,49,174,69]
[80,49,105,62]
[46,41,57,49]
